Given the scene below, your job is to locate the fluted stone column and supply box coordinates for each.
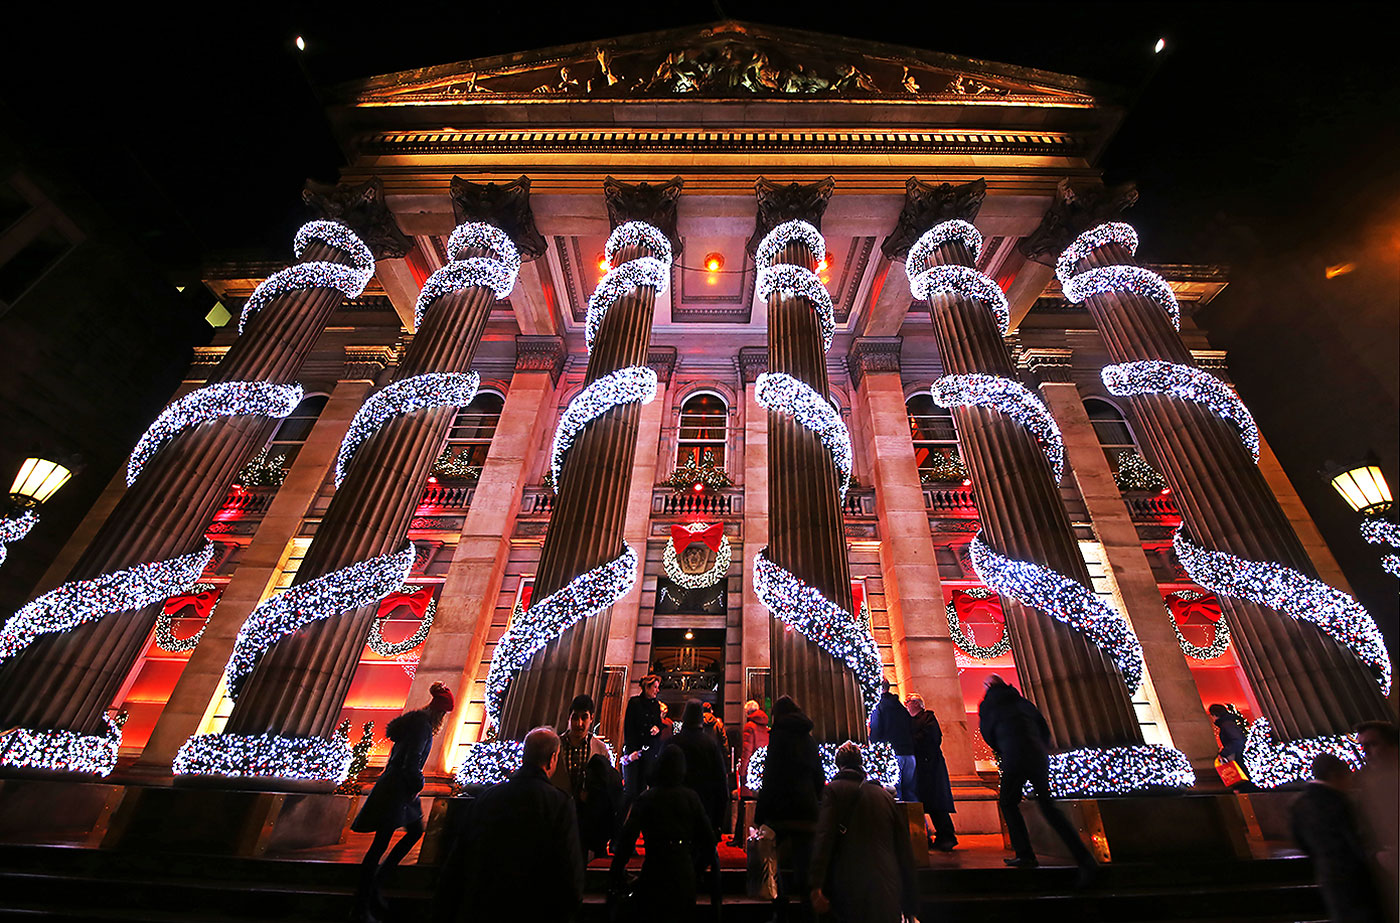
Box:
[0,204,387,741]
[129,348,392,778]
[893,179,1141,749]
[225,189,534,743]
[1034,190,1389,738]
[1022,348,1220,776]
[498,178,682,737]
[754,177,866,743]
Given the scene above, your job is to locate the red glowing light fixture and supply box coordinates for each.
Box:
[692,482,704,493]
[1160,486,1172,496]
[595,252,610,273]
[704,252,724,273]
[961,478,972,487]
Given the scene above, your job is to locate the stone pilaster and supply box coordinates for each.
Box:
[497,180,678,736]
[1063,235,1389,738]
[0,230,365,739]
[739,348,770,683]
[1022,349,1220,777]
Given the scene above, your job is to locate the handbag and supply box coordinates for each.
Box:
[1214,755,1249,787]
[746,824,778,900]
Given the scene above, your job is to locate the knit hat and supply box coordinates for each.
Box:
[429,682,455,713]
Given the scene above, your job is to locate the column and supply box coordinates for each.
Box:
[753,177,867,743]
[129,348,392,778]
[739,349,770,689]
[409,337,565,779]
[1038,192,1389,739]
[0,200,384,751]
[1023,348,1220,776]
[497,178,682,737]
[894,178,1141,749]
[216,192,531,758]
[848,337,976,775]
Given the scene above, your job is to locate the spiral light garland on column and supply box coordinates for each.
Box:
[128,381,305,486]
[175,722,354,784]
[1102,361,1259,462]
[968,534,1144,692]
[0,509,39,568]
[238,221,375,334]
[905,221,1009,334]
[413,222,521,326]
[1172,527,1390,693]
[931,373,1064,480]
[754,372,852,498]
[1242,716,1364,789]
[756,220,835,349]
[550,367,658,487]
[1057,222,1180,330]
[1030,744,1196,797]
[0,711,127,776]
[1360,518,1400,578]
[744,741,899,793]
[335,373,481,486]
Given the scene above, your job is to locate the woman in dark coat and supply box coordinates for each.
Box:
[610,746,720,923]
[351,682,454,922]
[753,695,824,920]
[668,698,732,838]
[906,692,957,850]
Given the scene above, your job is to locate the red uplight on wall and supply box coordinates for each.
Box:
[596,253,610,273]
[704,252,724,273]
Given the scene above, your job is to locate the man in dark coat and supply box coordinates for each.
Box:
[458,727,585,922]
[869,677,916,802]
[622,674,663,808]
[668,698,732,838]
[810,742,918,923]
[1291,753,1387,923]
[754,695,824,920]
[978,674,1097,882]
[906,692,957,850]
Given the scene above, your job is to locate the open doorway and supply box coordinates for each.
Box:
[649,627,726,722]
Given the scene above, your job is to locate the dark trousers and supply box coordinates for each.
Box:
[999,756,1093,865]
[927,808,957,844]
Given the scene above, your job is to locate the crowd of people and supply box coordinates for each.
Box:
[347,676,1400,923]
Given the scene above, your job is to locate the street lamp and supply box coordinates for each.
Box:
[1,456,76,567]
[1323,456,1398,578]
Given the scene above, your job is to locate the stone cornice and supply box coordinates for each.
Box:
[1018,347,1074,385]
[747,176,834,256]
[302,177,413,260]
[737,346,768,383]
[881,178,986,261]
[343,346,395,382]
[514,335,568,384]
[847,337,903,387]
[449,175,548,261]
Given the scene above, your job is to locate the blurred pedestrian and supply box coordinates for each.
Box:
[906,692,957,851]
[738,700,769,798]
[669,698,732,838]
[1354,720,1399,920]
[869,677,916,802]
[1290,753,1386,923]
[622,675,663,808]
[755,695,824,921]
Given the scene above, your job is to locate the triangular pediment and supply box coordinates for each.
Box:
[345,21,1110,106]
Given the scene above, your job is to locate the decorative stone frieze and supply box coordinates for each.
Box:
[1019,347,1075,385]
[342,346,394,382]
[302,177,413,261]
[514,335,567,384]
[449,175,548,262]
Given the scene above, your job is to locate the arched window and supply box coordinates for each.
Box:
[1085,398,1165,492]
[907,393,963,482]
[435,391,504,481]
[677,392,727,469]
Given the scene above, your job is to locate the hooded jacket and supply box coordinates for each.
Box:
[754,708,823,830]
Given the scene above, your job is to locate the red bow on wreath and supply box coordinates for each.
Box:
[953,590,1005,624]
[671,522,725,552]
[1166,592,1222,624]
[163,588,221,621]
[377,585,435,619]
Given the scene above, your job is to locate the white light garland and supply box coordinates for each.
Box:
[932,374,1063,481]
[1064,265,1180,331]
[585,258,670,350]
[1242,716,1364,789]
[752,548,882,713]
[224,543,415,700]
[906,219,983,269]
[366,585,436,657]
[414,259,517,326]
[455,739,526,787]
[0,542,215,666]
[128,381,304,486]
[447,222,522,274]
[0,509,39,568]
[174,726,353,784]
[969,533,1144,692]
[1172,528,1391,693]
[755,372,852,499]
[1102,360,1258,462]
[335,372,481,486]
[1166,590,1230,660]
[550,367,658,487]
[756,264,836,351]
[1055,222,1139,284]
[484,545,638,731]
[1031,744,1195,797]
[238,221,374,333]
[0,711,125,777]
[907,264,1010,335]
[606,221,673,265]
[946,587,1011,659]
[1360,518,1400,578]
[744,741,899,793]
[755,219,826,270]
[663,524,732,589]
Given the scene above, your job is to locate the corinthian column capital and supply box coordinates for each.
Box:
[881,177,987,261]
[302,177,413,260]
[1018,180,1139,266]
[747,176,835,255]
[450,175,548,261]
[603,176,684,255]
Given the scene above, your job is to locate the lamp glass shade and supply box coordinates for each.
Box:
[1329,464,1392,515]
[10,458,73,504]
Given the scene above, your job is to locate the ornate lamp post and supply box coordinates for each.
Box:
[1,456,76,567]
[1324,457,1398,578]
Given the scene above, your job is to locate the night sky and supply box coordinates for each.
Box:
[3,3,1396,648]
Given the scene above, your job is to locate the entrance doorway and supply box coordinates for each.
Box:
[649,627,725,719]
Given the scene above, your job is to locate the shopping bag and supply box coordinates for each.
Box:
[1215,755,1247,788]
[746,824,778,900]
